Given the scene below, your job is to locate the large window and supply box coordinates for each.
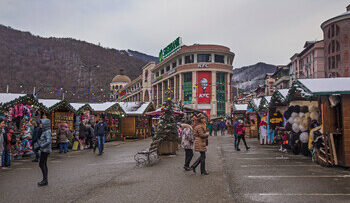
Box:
[178,58,182,65]
[185,54,194,64]
[156,72,159,77]
[161,69,164,75]
[183,72,192,104]
[172,61,177,68]
[166,66,170,72]
[197,54,212,63]
[215,54,225,63]
[216,72,226,117]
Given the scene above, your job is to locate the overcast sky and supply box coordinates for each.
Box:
[0,0,349,68]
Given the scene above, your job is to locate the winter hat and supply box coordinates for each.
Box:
[300,132,309,143]
[294,105,301,113]
[284,110,292,120]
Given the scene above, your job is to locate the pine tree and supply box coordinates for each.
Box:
[153,90,179,142]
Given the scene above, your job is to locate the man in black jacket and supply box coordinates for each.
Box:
[95,118,108,155]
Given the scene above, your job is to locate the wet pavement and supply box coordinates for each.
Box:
[1,136,350,203]
[219,136,350,203]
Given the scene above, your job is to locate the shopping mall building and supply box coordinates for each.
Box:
[111,38,234,119]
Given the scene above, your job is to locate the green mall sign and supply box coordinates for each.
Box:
[158,37,182,62]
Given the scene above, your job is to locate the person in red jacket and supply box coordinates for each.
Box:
[236,119,250,151]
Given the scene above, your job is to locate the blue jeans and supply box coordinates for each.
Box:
[234,134,238,149]
[1,150,11,167]
[97,136,105,154]
[59,143,68,153]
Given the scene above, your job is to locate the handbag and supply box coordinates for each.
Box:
[206,138,208,146]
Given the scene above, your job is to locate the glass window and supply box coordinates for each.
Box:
[183,72,192,104]
[185,54,194,64]
[156,72,159,77]
[178,58,182,65]
[166,66,170,72]
[161,69,164,75]
[172,62,177,68]
[215,54,225,63]
[197,54,212,63]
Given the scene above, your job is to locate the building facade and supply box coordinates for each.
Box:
[114,42,235,119]
[321,5,350,78]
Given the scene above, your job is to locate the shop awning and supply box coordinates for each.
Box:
[39,99,75,113]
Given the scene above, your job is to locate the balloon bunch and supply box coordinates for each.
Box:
[284,105,319,144]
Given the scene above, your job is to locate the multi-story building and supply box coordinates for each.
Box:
[321,4,350,77]
[113,39,235,119]
[272,65,290,90]
[289,40,325,86]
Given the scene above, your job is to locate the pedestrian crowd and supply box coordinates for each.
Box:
[0,116,108,187]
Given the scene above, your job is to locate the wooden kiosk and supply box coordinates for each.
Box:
[119,102,154,139]
[296,78,350,167]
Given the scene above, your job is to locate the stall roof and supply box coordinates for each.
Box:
[249,98,262,110]
[70,103,93,113]
[39,99,62,109]
[297,78,350,95]
[233,104,248,111]
[278,89,289,99]
[118,102,152,116]
[0,93,26,104]
[89,102,116,112]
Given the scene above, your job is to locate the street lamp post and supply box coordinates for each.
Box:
[81,64,100,102]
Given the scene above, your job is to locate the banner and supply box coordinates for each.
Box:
[197,71,211,104]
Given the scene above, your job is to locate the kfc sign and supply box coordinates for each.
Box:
[197,71,211,104]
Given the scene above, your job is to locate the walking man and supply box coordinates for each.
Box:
[219,120,226,136]
[213,121,218,136]
[95,118,107,155]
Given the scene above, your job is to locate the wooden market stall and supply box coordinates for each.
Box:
[296,78,350,167]
[246,98,262,138]
[90,102,126,142]
[39,99,76,147]
[71,103,94,135]
[119,102,154,139]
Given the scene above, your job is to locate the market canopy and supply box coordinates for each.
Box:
[118,102,154,116]
[297,77,350,95]
[145,107,184,117]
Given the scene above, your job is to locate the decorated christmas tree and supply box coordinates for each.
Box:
[153,90,179,142]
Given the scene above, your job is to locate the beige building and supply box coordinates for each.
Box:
[116,43,235,119]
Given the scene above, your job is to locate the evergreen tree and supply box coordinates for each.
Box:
[153,90,179,142]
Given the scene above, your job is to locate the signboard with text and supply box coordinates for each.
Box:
[197,71,211,104]
[158,37,182,62]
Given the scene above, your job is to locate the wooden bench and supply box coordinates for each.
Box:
[134,139,161,167]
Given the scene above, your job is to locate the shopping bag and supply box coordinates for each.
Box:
[72,141,79,151]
